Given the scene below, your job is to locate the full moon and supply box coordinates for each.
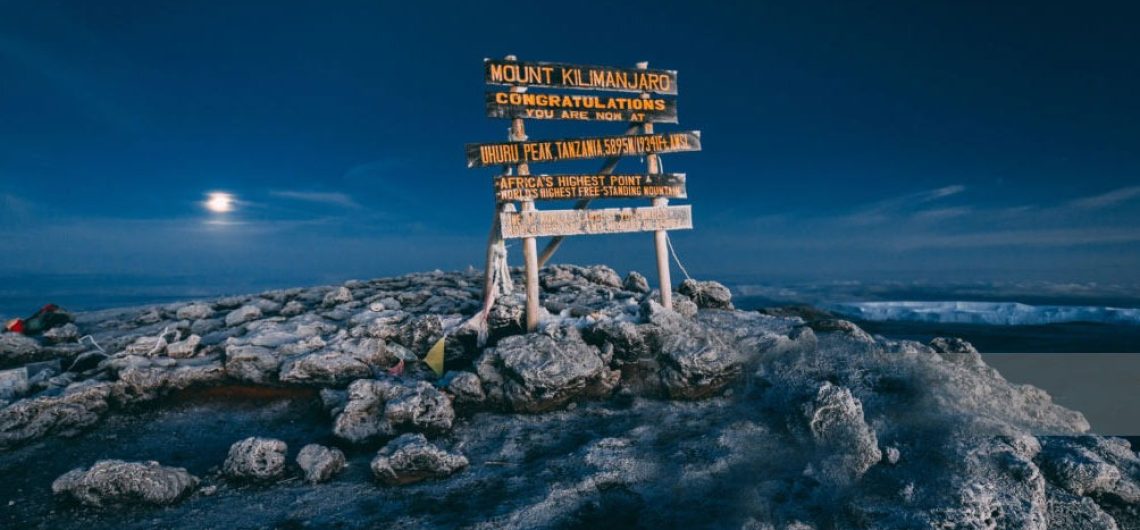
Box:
[204,192,235,213]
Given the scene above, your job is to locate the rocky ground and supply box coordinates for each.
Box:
[0,265,1137,529]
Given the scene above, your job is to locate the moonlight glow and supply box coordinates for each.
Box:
[204,192,235,213]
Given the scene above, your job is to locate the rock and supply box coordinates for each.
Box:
[674,297,699,318]
[224,305,262,327]
[109,356,226,405]
[477,328,618,412]
[280,300,306,317]
[486,296,525,342]
[333,378,455,443]
[323,286,354,306]
[678,279,734,310]
[623,271,651,294]
[223,344,279,384]
[42,323,80,344]
[166,334,201,358]
[1039,436,1140,503]
[398,314,444,353]
[0,381,113,448]
[583,265,623,288]
[252,298,282,315]
[176,303,215,321]
[0,333,44,367]
[444,371,485,406]
[52,460,199,507]
[930,336,984,366]
[214,296,247,310]
[0,367,29,401]
[583,319,653,363]
[803,382,881,485]
[279,349,374,386]
[296,444,346,484]
[370,433,468,485]
[653,310,744,399]
[930,336,979,354]
[807,318,871,337]
[123,334,168,356]
[1046,489,1121,530]
[65,351,107,371]
[190,318,224,336]
[134,308,163,325]
[223,437,288,481]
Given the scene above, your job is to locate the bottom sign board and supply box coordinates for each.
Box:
[500,205,692,239]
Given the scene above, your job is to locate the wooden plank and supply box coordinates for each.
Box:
[500,205,693,239]
[484,59,677,95]
[485,91,677,123]
[495,173,686,202]
[466,131,701,168]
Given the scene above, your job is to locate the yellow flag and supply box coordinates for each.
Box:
[424,337,445,376]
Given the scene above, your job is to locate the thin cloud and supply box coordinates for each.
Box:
[912,206,972,221]
[270,190,361,209]
[1068,186,1140,210]
[890,227,1140,250]
[840,184,967,225]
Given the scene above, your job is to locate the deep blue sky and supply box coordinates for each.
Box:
[2,1,1139,294]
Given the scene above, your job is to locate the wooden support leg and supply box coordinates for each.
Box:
[653,197,673,310]
[522,200,540,331]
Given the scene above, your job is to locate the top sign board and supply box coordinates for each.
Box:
[485,59,678,96]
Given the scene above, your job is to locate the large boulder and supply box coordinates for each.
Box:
[370,433,468,485]
[803,382,881,485]
[109,356,226,405]
[1039,436,1140,503]
[678,279,734,310]
[296,444,346,484]
[651,307,745,399]
[0,381,113,448]
[52,460,198,507]
[476,328,618,412]
[223,437,288,481]
[280,351,366,386]
[332,378,455,443]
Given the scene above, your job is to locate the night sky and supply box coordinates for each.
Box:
[2,1,1139,298]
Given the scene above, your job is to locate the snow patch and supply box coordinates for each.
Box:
[831,301,1140,326]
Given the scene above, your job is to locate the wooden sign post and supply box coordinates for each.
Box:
[469,57,700,331]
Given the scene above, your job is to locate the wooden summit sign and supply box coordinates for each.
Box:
[495,173,687,202]
[501,205,693,238]
[485,59,678,95]
[466,131,701,168]
[469,56,700,332]
[486,91,678,123]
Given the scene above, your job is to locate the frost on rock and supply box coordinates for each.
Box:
[476,327,618,412]
[678,279,734,310]
[223,344,279,384]
[296,444,346,484]
[52,460,199,507]
[4,266,1139,529]
[803,382,881,485]
[370,433,468,485]
[224,305,262,327]
[0,381,113,448]
[332,378,455,443]
[223,437,288,481]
